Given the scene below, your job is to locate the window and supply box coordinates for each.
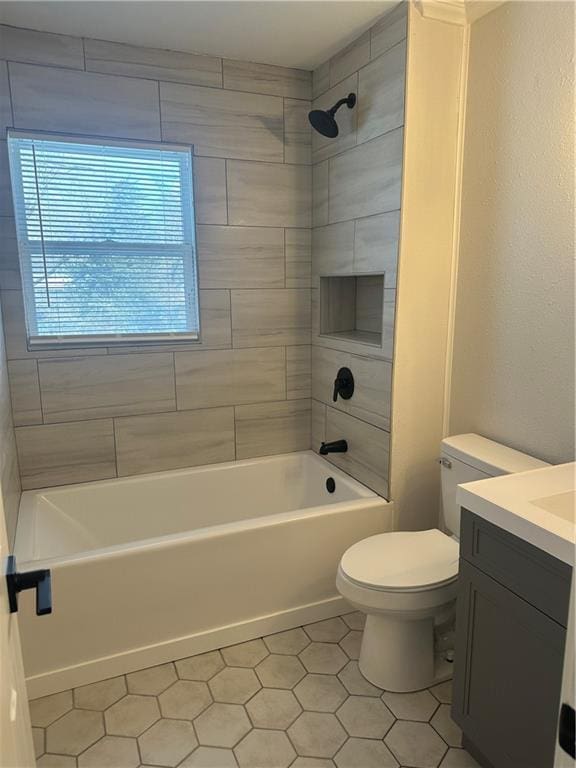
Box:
[7,130,199,348]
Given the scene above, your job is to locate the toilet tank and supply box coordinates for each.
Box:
[440,434,550,538]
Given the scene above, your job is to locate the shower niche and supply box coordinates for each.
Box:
[320,274,385,348]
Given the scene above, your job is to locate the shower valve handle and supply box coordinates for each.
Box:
[6,555,52,616]
[333,367,355,402]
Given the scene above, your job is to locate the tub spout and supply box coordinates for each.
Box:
[319,440,348,455]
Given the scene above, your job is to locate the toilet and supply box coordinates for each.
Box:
[336,433,549,693]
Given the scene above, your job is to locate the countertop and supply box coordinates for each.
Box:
[457,462,575,565]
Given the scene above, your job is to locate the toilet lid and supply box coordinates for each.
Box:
[340,529,459,591]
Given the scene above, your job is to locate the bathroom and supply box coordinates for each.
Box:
[0,1,574,767]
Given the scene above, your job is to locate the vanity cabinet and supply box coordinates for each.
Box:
[453,509,572,768]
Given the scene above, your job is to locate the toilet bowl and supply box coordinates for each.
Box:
[336,529,459,692]
[335,433,550,693]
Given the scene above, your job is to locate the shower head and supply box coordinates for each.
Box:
[308,93,356,138]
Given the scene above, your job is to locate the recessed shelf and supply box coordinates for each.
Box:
[320,274,384,347]
[320,329,382,347]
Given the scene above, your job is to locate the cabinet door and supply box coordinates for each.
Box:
[452,560,566,768]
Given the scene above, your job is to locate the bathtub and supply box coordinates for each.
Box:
[14,451,392,698]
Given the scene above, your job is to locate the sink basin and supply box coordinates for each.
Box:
[531,490,575,523]
[457,462,575,564]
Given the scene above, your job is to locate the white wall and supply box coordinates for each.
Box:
[390,7,464,530]
[449,1,575,465]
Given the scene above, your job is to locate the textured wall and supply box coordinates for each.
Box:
[0,25,314,488]
[449,2,575,464]
[310,4,406,499]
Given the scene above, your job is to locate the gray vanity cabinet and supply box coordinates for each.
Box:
[453,510,572,768]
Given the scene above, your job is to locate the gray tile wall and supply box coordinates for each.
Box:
[0,24,313,489]
[310,3,407,499]
[0,307,20,545]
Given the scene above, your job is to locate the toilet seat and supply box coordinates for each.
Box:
[339,529,459,593]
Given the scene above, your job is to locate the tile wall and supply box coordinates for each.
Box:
[0,306,20,544]
[0,25,313,489]
[310,4,407,498]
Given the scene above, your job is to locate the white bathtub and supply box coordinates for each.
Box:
[14,451,392,698]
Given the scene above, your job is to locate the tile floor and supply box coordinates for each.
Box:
[30,613,481,768]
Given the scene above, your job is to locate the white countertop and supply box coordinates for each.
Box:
[457,463,575,565]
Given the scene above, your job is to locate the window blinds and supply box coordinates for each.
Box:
[7,131,200,347]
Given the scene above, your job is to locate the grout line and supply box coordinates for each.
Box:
[312,120,404,168]
[81,37,86,71]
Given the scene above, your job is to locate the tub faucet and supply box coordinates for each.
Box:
[319,440,348,455]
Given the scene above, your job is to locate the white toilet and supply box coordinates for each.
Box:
[336,433,549,693]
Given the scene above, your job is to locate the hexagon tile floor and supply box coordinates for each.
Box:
[30,613,481,768]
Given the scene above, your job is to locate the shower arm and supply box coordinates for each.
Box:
[328,95,355,116]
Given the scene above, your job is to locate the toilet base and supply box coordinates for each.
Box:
[359,613,452,692]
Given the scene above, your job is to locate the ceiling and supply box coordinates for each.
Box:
[0,1,395,70]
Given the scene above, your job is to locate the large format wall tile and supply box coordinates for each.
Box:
[231,289,311,347]
[354,211,400,282]
[193,157,228,225]
[381,289,396,360]
[1,25,317,486]
[223,60,311,99]
[0,215,19,290]
[330,30,370,87]
[175,347,286,409]
[312,161,329,227]
[358,39,406,144]
[160,82,283,162]
[311,74,358,163]
[0,62,12,131]
[197,290,233,349]
[10,63,161,140]
[197,226,284,289]
[324,407,390,497]
[312,222,354,276]
[38,354,176,423]
[285,229,311,289]
[235,400,311,459]
[15,420,116,489]
[286,346,311,400]
[329,128,403,222]
[115,407,235,476]
[227,161,311,227]
[312,347,392,430]
[311,399,326,448]
[0,142,13,217]
[85,38,222,87]
[0,25,84,69]
[370,2,407,60]
[7,359,41,426]
[312,61,330,99]
[284,99,312,165]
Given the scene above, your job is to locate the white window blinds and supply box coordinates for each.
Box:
[7,131,200,348]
